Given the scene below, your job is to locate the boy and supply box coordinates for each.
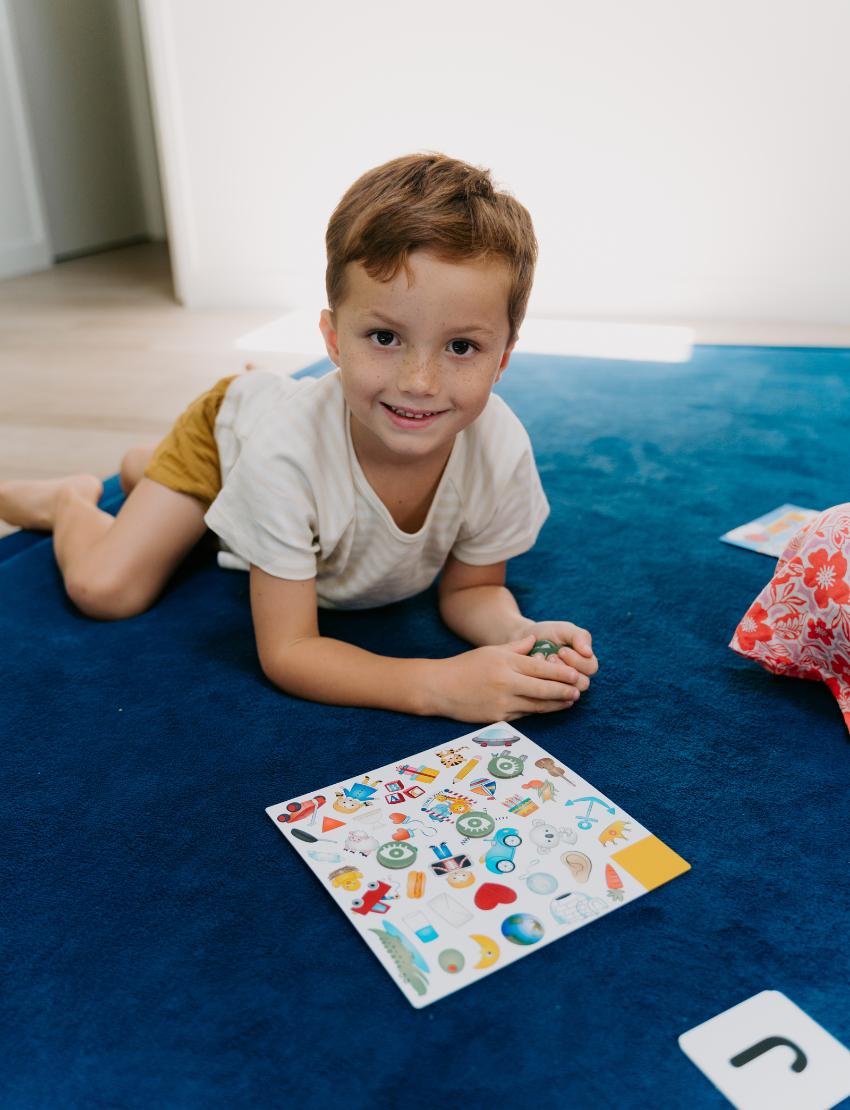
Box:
[0,154,598,722]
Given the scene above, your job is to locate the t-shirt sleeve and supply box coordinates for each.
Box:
[204,426,321,580]
[450,418,550,567]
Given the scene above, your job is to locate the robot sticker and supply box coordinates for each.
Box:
[351,880,394,916]
[599,820,632,847]
[428,841,473,878]
[334,777,381,814]
[529,819,577,855]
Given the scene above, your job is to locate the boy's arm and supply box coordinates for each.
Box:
[250,565,588,722]
[437,554,598,677]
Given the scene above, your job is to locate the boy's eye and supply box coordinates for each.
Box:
[449,339,476,356]
[370,331,397,346]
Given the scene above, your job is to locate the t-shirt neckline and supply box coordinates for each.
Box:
[344,404,461,542]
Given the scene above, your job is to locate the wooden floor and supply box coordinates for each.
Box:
[0,243,302,537]
[2,242,848,541]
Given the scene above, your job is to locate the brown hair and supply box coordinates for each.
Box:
[326,153,537,342]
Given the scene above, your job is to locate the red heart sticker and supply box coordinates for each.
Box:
[474,883,518,911]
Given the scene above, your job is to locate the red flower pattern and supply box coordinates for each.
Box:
[730,504,850,729]
[803,548,850,608]
[806,617,834,646]
[734,603,773,653]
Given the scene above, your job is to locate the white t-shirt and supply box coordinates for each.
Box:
[205,369,549,610]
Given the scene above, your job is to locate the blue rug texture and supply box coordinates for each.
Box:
[2,346,849,1110]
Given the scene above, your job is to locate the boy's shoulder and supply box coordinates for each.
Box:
[216,368,344,476]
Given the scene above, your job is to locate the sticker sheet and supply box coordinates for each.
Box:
[720,503,820,558]
[266,724,691,1008]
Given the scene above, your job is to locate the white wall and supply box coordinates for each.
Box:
[9,0,163,259]
[143,0,850,324]
[0,0,51,280]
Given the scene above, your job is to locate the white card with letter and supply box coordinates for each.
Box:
[679,991,850,1110]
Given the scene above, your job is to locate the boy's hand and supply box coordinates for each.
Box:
[519,621,598,677]
[426,634,591,723]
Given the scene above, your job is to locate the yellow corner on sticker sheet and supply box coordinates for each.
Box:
[610,835,690,891]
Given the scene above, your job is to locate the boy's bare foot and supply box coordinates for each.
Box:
[0,474,103,530]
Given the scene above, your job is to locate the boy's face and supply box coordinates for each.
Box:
[320,251,514,463]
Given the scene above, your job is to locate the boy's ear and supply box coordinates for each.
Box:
[494,341,516,383]
[319,309,341,366]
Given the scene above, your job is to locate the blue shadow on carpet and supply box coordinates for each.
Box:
[2,346,849,1110]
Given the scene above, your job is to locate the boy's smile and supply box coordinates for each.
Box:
[320,251,514,469]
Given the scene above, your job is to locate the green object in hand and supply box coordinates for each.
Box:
[529,639,560,659]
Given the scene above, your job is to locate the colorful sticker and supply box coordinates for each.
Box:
[501,913,544,946]
[599,821,632,848]
[334,778,380,814]
[529,819,577,854]
[564,795,616,830]
[606,864,625,901]
[534,757,576,786]
[370,922,429,996]
[522,778,559,803]
[351,881,393,916]
[502,793,539,817]
[469,934,500,968]
[474,883,518,911]
[561,851,592,882]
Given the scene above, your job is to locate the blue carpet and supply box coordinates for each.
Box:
[2,347,849,1110]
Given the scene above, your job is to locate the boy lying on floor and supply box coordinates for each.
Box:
[0,154,598,722]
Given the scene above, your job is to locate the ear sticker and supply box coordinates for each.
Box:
[561,851,592,883]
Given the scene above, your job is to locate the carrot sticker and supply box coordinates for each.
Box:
[606,864,624,902]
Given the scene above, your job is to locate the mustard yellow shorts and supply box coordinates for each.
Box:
[144,376,236,508]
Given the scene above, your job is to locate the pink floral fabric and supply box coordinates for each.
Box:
[730,503,850,727]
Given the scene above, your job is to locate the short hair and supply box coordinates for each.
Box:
[326,153,537,342]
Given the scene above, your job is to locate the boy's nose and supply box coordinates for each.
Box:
[397,350,440,396]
